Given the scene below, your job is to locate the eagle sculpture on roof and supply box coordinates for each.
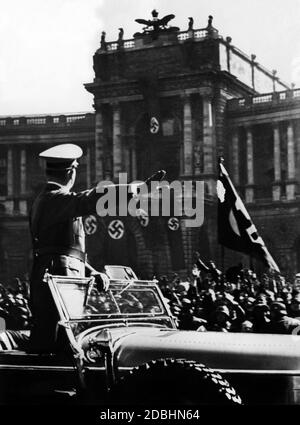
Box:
[135,10,179,36]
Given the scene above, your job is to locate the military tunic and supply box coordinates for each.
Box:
[29,182,100,351]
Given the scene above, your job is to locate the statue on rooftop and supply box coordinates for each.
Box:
[206,15,218,38]
[188,17,194,31]
[118,28,124,41]
[135,9,179,39]
[118,27,124,48]
[100,31,107,50]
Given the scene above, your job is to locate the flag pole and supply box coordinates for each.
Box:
[219,156,225,272]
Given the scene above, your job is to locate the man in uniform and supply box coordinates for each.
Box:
[29,143,165,352]
[29,144,112,351]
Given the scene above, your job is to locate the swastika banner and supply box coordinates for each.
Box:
[217,160,280,272]
[165,217,185,270]
[108,219,125,239]
[84,215,98,235]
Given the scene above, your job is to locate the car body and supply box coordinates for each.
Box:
[0,265,300,405]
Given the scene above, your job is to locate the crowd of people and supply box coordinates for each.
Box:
[0,279,31,330]
[158,253,300,335]
[2,256,300,336]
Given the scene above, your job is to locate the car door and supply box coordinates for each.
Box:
[0,350,78,404]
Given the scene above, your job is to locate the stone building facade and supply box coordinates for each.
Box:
[226,90,300,277]
[0,113,95,283]
[0,13,299,283]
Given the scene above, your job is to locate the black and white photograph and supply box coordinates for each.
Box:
[0,0,300,419]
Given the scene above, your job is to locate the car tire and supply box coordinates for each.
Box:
[109,358,242,405]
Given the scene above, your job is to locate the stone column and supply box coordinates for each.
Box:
[95,108,104,182]
[131,143,137,181]
[231,128,239,185]
[20,149,26,195]
[5,148,14,214]
[203,95,213,173]
[214,90,228,159]
[272,122,281,201]
[123,144,130,179]
[245,126,254,203]
[7,148,13,197]
[202,94,215,194]
[19,149,27,215]
[182,93,193,176]
[112,102,122,180]
[286,121,296,200]
[179,143,184,176]
[225,37,232,73]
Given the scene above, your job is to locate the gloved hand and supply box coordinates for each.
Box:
[144,170,166,187]
[130,170,167,198]
[91,272,110,292]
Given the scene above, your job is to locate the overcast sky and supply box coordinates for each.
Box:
[1,0,300,115]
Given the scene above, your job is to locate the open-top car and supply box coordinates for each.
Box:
[1,266,300,405]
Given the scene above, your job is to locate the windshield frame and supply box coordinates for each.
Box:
[46,274,171,323]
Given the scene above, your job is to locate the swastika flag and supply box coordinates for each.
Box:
[217,159,280,272]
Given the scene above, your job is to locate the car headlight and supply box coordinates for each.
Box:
[85,337,103,363]
[86,346,102,363]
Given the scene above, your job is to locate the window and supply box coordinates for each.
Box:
[66,115,85,123]
[26,118,46,125]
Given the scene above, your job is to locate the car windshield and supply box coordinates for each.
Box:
[53,277,166,320]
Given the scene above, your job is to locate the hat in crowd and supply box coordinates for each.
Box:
[254,295,268,305]
[215,305,230,318]
[246,297,256,304]
[275,297,284,303]
[179,282,190,291]
[241,320,253,332]
[181,298,192,306]
[270,302,287,316]
[176,282,189,293]
[39,144,83,170]
[253,302,270,312]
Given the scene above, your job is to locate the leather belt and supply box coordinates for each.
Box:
[34,246,86,262]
